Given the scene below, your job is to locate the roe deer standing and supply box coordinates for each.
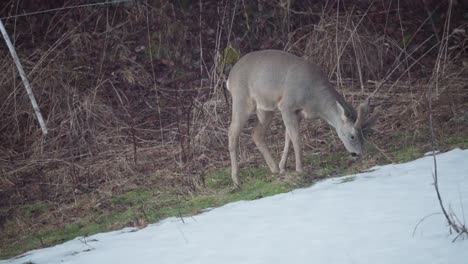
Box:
[227,50,377,186]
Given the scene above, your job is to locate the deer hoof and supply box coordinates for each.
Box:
[231,176,241,187]
[230,183,242,192]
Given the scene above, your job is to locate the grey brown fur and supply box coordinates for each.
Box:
[227,50,375,186]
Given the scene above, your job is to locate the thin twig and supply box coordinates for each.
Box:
[413,212,442,237]
[0,0,131,20]
[428,0,467,240]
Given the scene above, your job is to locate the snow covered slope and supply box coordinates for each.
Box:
[2,149,467,264]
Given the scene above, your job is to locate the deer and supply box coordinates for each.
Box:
[226,49,377,187]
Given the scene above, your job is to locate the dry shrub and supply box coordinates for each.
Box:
[0,0,467,216]
[0,0,205,207]
[295,9,401,84]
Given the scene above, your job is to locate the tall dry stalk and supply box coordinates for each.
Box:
[427,0,467,241]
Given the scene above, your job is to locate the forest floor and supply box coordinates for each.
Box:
[1,118,467,258]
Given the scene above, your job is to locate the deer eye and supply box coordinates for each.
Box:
[350,135,355,140]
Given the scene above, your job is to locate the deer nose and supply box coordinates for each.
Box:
[350,152,361,160]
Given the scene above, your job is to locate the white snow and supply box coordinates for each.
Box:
[2,148,468,264]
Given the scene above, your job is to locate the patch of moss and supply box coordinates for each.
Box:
[111,190,152,206]
[337,176,356,184]
[394,146,423,163]
[444,135,468,149]
[20,202,50,219]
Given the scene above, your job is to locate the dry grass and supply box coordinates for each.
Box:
[1,0,465,206]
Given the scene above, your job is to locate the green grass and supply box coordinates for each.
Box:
[387,133,468,164]
[393,146,423,163]
[444,135,468,149]
[306,151,362,178]
[20,202,50,219]
[337,176,356,184]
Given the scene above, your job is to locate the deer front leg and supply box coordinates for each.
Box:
[279,129,290,174]
[281,110,303,173]
[279,112,302,173]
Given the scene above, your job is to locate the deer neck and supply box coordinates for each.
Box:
[320,103,343,130]
[318,88,355,130]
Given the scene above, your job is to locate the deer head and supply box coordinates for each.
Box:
[335,99,378,157]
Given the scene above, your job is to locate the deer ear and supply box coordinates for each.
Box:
[354,101,369,128]
[363,106,380,128]
[336,102,347,122]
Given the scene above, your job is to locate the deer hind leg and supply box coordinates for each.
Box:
[279,113,302,173]
[229,98,254,187]
[252,109,279,174]
[280,110,303,173]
